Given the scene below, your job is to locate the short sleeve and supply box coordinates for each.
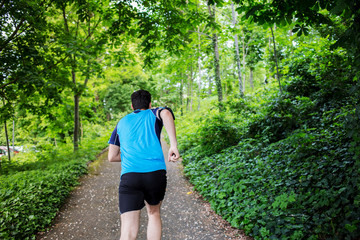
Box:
[158,107,175,121]
[108,126,120,146]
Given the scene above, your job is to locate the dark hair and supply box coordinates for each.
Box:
[131,90,151,110]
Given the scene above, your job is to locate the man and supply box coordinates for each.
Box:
[108,89,180,240]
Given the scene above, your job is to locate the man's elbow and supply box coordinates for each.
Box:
[108,154,118,162]
[108,144,120,162]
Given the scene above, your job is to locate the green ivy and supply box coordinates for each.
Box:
[179,38,359,239]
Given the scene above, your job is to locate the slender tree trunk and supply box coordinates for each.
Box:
[250,68,254,90]
[72,64,80,151]
[63,7,80,151]
[208,3,223,106]
[197,26,202,111]
[180,76,184,116]
[231,2,244,98]
[270,25,283,94]
[242,34,246,93]
[265,36,271,81]
[213,32,222,104]
[12,120,15,153]
[4,121,10,162]
[190,62,193,112]
[74,93,80,150]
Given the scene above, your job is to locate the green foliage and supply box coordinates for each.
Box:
[283,38,354,108]
[247,95,316,143]
[184,121,359,239]
[0,123,109,240]
[179,33,360,239]
[196,113,240,156]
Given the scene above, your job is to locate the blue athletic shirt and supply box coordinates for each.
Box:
[108,107,175,176]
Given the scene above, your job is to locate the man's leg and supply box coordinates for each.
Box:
[145,201,162,240]
[120,210,141,240]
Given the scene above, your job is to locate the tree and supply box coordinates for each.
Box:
[235,0,360,70]
[231,2,244,97]
[270,25,283,94]
[0,0,66,123]
[208,2,223,107]
[50,0,111,150]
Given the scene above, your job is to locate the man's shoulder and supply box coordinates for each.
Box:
[118,112,133,124]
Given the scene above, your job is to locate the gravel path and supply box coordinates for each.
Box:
[37,140,250,240]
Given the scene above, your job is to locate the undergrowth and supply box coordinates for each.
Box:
[177,39,360,239]
[0,123,110,240]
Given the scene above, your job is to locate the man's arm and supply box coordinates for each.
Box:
[160,109,180,162]
[108,144,121,162]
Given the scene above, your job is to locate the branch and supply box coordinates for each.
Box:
[0,79,18,90]
[0,0,49,53]
[0,55,68,90]
[62,6,70,33]
[0,18,25,53]
[84,16,102,42]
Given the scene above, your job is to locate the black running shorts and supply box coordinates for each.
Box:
[119,170,167,214]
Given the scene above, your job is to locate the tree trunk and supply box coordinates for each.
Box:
[270,25,283,94]
[180,76,184,116]
[231,2,244,98]
[242,34,246,93]
[74,93,80,150]
[190,62,193,112]
[4,121,10,162]
[213,32,222,104]
[250,68,254,90]
[72,64,80,151]
[197,26,202,111]
[12,119,15,153]
[63,7,80,151]
[208,3,223,106]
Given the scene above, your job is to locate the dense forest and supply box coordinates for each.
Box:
[1,0,359,239]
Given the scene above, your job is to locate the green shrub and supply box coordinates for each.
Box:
[0,162,87,239]
[183,125,360,239]
[0,123,110,240]
[196,113,240,157]
[247,95,316,144]
[179,46,359,238]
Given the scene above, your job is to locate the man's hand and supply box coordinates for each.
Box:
[168,146,180,162]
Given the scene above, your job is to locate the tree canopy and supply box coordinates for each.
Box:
[1,0,360,239]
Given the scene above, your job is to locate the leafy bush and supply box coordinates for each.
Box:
[0,124,110,240]
[0,162,87,239]
[183,122,360,239]
[179,37,360,238]
[247,95,316,143]
[196,113,240,156]
[283,40,354,109]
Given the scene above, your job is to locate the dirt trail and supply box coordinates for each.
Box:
[37,140,250,240]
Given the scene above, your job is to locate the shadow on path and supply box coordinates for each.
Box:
[37,140,250,240]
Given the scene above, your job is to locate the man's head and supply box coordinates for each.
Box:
[131,90,151,110]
